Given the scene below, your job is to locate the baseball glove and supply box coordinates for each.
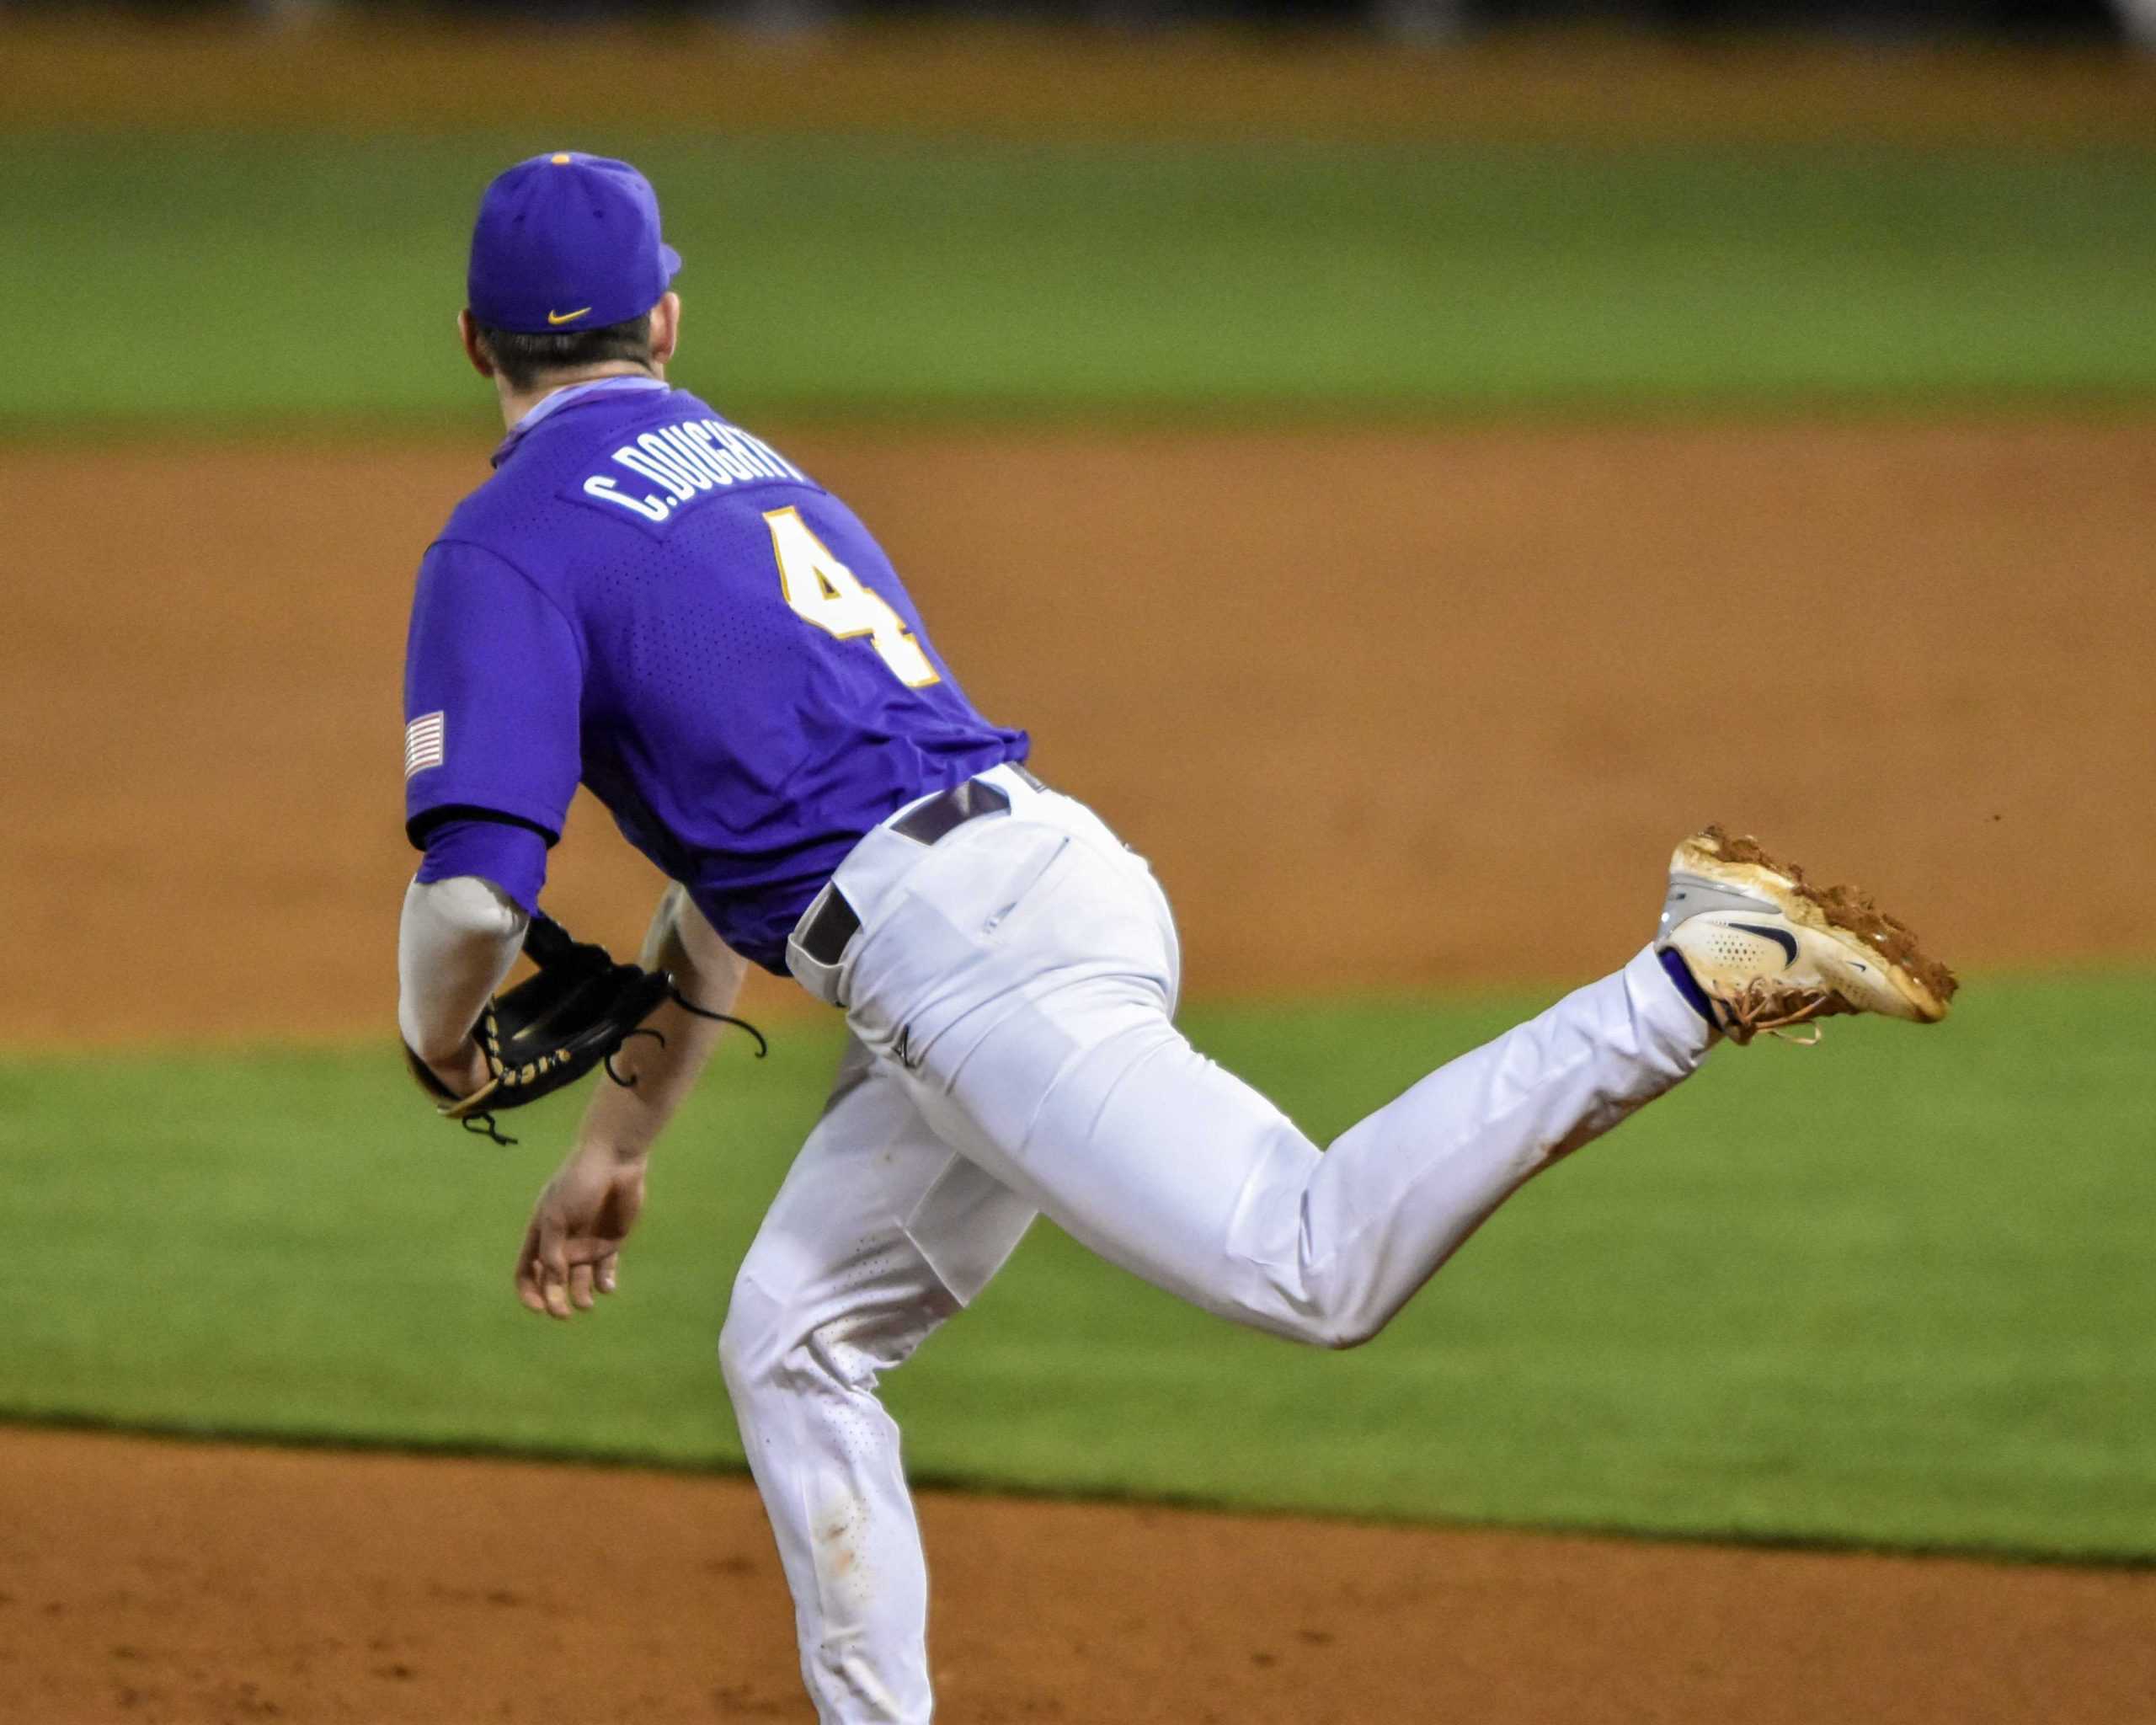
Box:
[403,911,764,1145]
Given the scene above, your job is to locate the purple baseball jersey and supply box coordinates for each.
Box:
[402,381,1028,974]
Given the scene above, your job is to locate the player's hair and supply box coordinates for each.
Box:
[472,311,655,392]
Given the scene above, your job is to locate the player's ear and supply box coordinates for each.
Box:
[458,308,496,379]
[648,293,680,369]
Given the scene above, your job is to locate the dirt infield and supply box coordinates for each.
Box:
[8,414,2153,1719]
[8,1427,2153,1725]
[4,415,2150,1044]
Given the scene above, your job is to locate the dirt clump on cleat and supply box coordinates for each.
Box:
[1693,825,1960,1009]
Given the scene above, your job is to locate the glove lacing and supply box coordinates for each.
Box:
[462,988,768,1147]
[600,986,771,1088]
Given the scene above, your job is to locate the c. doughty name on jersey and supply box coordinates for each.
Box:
[580,417,808,525]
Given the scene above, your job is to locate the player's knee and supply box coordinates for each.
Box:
[717,1273,790,1397]
[1237,1263,1390,1350]
[1310,1311,1385,1351]
[719,1268,874,1402]
[1294,1288,1390,1352]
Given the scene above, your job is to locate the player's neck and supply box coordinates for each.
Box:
[496,360,667,430]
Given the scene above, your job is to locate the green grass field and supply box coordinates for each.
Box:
[5,135,2156,431]
[7,975,2152,1561]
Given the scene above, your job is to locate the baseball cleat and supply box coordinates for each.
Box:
[1657,825,1957,1044]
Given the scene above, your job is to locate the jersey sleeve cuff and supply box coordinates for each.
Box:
[414,816,551,918]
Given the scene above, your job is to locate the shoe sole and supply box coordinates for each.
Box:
[1674,826,1958,1023]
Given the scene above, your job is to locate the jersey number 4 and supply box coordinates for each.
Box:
[764,507,940,689]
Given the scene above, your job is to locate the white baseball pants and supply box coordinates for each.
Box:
[723,767,1712,1722]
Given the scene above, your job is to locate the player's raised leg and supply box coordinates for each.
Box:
[904,936,1708,1348]
[846,800,1942,1352]
[719,1035,1036,1725]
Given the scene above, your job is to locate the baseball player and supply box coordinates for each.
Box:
[397,153,1956,1723]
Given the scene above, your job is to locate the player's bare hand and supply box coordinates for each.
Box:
[515,1142,647,1321]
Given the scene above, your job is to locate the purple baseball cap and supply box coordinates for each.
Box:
[466,152,681,334]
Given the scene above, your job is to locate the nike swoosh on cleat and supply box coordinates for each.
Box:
[547,306,593,325]
[1731,921,1799,964]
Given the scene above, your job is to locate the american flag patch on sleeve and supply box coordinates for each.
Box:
[403,711,446,779]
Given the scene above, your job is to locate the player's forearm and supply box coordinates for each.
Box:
[574,884,748,1162]
[397,875,528,1065]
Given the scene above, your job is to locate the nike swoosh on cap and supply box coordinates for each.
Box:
[547,306,592,326]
